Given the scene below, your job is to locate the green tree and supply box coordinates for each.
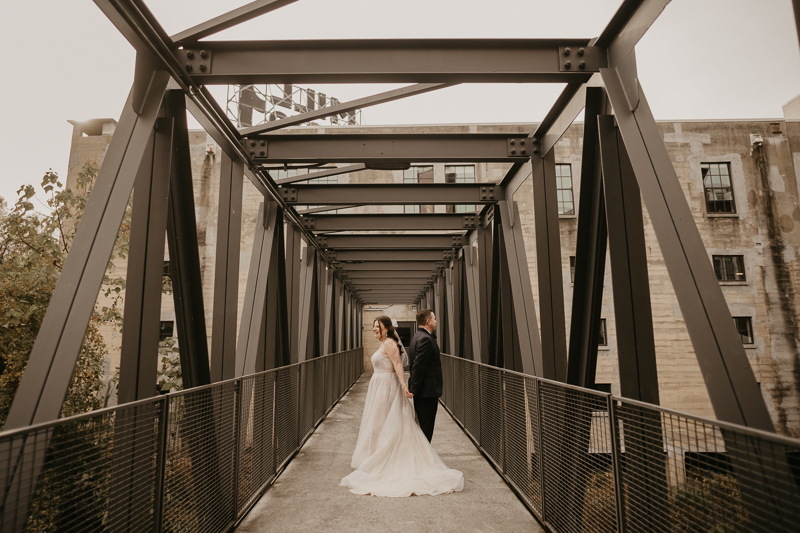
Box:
[0,162,129,427]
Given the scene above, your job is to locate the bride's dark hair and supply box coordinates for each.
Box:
[374,315,404,354]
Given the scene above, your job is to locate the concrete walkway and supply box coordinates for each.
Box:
[237,374,542,532]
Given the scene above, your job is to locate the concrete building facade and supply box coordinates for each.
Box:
[65,104,800,436]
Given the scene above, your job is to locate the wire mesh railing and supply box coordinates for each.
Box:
[440,354,800,533]
[0,347,363,532]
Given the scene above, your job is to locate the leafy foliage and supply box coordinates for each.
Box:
[0,162,129,428]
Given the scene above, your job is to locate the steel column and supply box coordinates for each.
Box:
[463,246,482,361]
[566,86,608,389]
[165,90,212,389]
[210,151,244,382]
[118,116,174,403]
[297,246,319,362]
[530,149,568,381]
[286,222,302,363]
[477,221,493,364]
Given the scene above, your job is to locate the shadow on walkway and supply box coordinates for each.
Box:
[237,374,542,532]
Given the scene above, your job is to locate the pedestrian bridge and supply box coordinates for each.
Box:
[2,0,800,531]
[2,349,799,532]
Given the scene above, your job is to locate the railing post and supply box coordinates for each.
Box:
[232,379,243,524]
[153,396,170,533]
[500,370,506,475]
[607,394,626,533]
[535,379,547,525]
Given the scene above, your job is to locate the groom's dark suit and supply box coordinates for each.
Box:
[407,327,442,442]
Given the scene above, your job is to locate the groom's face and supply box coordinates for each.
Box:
[427,313,437,332]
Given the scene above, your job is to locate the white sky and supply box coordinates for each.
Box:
[1,0,798,206]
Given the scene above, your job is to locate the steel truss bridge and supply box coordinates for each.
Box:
[1,0,800,531]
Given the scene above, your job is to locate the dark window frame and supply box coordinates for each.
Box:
[159,320,174,342]
[702,162,736,214]
[733,316,754,345]
[404,165,434,214]
[598,318,608,346]
[713,255,746,282]
[556,163,575,216]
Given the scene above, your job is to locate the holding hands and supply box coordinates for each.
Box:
[403,384,414,399]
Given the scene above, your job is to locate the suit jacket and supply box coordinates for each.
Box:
[407,328,442,398]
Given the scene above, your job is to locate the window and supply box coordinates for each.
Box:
[273,168,300,181]
[445,165,477,213]
[702,163,736,214]
[713,255,746,282]
[556,164,575,215]
[163,260,170,276]
[594,383,612,393]
[733,317,754,345]
[159,321,174,342]
[404,166,434,213]
[569,256,576,283]
[598,318,608,346]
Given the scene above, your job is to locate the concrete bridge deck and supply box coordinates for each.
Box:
[237,374,542,532]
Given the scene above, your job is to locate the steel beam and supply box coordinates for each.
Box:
[445,265,456,355]
[477,221,493,364]
[276,164,366,185]
[462,246,482,362]
[338,261,442,271]
[344,270,432,279]
[248,133,532,164]
[566,87,608,389]
[285,223,302,363]
[331,249,451,262]
[165,91,213,390]
[297,247,319,362]
[182,39,601,84]
[602,68,771,429]
[497,201,544,375]
[281,183,501,205]
[241,84,452,135]
[210,151,244,382]
[118,116,174,403]
[596,0,671,69]
[172,0,299,43]
[304,213,478,231]
[318,233,465,249]
[598,115,659,402]
[350,279,428,286]
[236,202,280,377]
[531,151,568,381]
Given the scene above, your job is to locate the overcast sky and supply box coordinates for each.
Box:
[1,0,798,206]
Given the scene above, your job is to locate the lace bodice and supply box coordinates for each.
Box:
[371,347,394,374]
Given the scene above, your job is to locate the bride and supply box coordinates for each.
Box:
[340,315,464,497]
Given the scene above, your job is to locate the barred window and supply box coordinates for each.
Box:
[598,318,608,346]
[404,166,434,213]
[569,256,576,283]
[702,162,736,214]
[733,317,754,345]
[445,165,477,213]
[556,164,575,215]
[713,255,745,281]
[159,321,174,342]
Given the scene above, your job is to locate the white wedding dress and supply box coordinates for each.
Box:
[340,345,464,497]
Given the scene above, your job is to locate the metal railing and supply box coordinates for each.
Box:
[0,348,363,532]
[440,354,800,533]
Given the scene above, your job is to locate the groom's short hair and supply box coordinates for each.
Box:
[416,309,434,327]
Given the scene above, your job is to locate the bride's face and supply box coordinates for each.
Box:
[372,321,381,340]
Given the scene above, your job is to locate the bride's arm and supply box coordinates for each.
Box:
[383,341,409,392]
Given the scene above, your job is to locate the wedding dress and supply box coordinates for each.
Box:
[340,345,464,497]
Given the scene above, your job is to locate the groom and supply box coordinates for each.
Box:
[407,309,441,442]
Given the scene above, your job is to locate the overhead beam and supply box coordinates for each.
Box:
[181,39,602,84]
[331,249,451,262]
[596,0,671,67]
[276,164,366,185]
[246,133,532,164]
[338,261,443,271]
[172,0,300,43]
[350,278,429,286]
[344,270,433,279]
[241,84,453,135]
[303,213,479,231]
[281,183,501,205]
[318,233,464,249]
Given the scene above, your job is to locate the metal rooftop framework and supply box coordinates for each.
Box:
[2,0,800,529]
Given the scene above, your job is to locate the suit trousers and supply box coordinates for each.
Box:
[413,396,439,442]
